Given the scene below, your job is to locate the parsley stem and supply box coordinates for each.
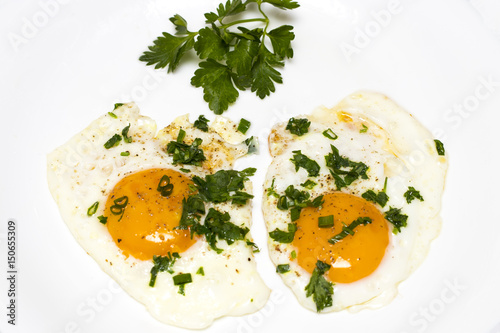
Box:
[220,18,267,29]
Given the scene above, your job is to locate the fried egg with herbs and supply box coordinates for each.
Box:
[47,103,269,329]
[263,91,448,312]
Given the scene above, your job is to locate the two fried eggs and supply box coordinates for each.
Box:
[47,92,447,328]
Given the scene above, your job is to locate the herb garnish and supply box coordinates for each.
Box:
[269,223,297,243]
[237,118,251,134]
[404,186,424,204]
[286,117,310,136]
[362,178,389,207]
[322,128,338,140]
[97,215,108,225]
[196,267,205,276]
[149,252,180,287]
[300,179,317,189]
[360,124,368,133]
[276,264,290,274]
[157,175,174,197]
[305,260,334,312]
[328,217,372,244]
[276,185,324,221]
[245,136,258,154]
[166,137,206,166]
[87,201,99,216]
[109,196,128,221]
[113,103,124,110]
[318,215,334,228]
[173,273,193,295]
[193,115,210,132]
[104,134,122,149]
[384,207,408,234]
[139,0,299,115]
[434,139,445,156]
[290,150,320,177]
[325,144,369,190]
[266,178,280,198]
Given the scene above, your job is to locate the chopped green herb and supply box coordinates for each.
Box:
[246,240,260,253]
[108,112,118,118]
[157,175,174,197]
[104,134,122,149]
[291,250,297,259]
[325,144,369,190]
[176,195,206,230]
[139,0,299,114]
[97,215,108,224]
[196,267,205,276]
[149,252,180,287]
[87,201,99,216]
[173,273,193,295]
[179,168,191,173]
[384,207,408,234]
[286,117,310,136]
[193,115,210,132]
[328,217,372,244]
[360,124,368,133]
[114,103,124,110]
[434,139,445,156]
[404,186,424,204]
[290,150,320,177]
[122,124,132,143]
[245,136,258,154]
[237,118,251,134]
[267,178,280,198]
[300,179,317,189]
[192,168,255,204]
[322,128,338,140]
[166,137,206,166]
[177,129,186,143]
[109,196,128,221]
[276,264,290,274]
[362,179,389,207]
[318,215,334,228]
[120,151,130,156]
[269,223,297,243]
[276,185,324,221]
[305,260,334,312]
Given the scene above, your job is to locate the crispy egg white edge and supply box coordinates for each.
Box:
[262,91,448,313]
[47,103,270,329]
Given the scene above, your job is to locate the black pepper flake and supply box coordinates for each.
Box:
[117,239,122,243]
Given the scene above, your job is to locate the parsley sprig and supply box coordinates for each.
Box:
[305,260,334,312]
[140,0,299,114]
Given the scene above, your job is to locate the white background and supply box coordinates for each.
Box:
[1,0,500,332]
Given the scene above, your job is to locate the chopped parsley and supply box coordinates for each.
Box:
[166,137,206,166]
[290,150,320,177]
[121,124,132,143]
[362,178,389,207]
[266,178,280,198]
[196,267,205,276]
[173,273,192,295]
[108,111,118,118]
[87,201,99,216]
[139,0,299,114]
[286,117,310,136]
[360,124,368,133]
[237,118,251,134]
[192,168,256,205]
[322,128,338,140]
[269,223,297,243]
[384,207,408,234]
[97,215,108,224]
[113,103,124,110]
[276,185,324,221]
[434,139,445,156]
[149,252,180,287]
[318,215,334,228]
[193,115,210,132]
[325,144,368,190]
[404,186,424,204]
[120,151,130,156]
[104,134,122,149]
[179,168,191,173]
[300,179,317,189]
[328,217,372,244]
[276,264,290,274]
[157,175,174,197]
[176,195,206,230]
[291,250,297,259]
[305,260,334,312]
[245,136,258,154]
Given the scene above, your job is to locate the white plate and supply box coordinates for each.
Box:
[1,0,500,332]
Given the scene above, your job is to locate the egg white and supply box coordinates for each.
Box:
[263,91,448,312]
[47,103,270,329]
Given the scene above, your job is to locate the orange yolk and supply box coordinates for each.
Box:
[293,192,389,284]
[105,168,197,260]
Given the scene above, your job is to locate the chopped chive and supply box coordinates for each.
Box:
[157,175,174,197]
[179,168,191,173]
[434,139,445,156]
[113,103,124,110]
[104,134,122,149]
[276,264,290,274]
[87,201,99,216]
[237,118,251,134]
[322,128,338,140]
[177,129,186,143]
[360,124,368,133]
[318,215,334,228]
[108,112,117,118]
[291,250,297,259]
[300,179,317,189]
[196,267,205,276]
[122,124,132,143]
[120,151,130,156]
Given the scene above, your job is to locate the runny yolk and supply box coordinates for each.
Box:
[105,168,197,260]
[293,192,389,284]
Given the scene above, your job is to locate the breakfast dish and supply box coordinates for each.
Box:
[47,103,270,329]
[263,91,448,312]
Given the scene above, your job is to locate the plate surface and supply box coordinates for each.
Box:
[1,0,500,332]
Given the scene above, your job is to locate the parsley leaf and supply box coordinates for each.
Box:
[166,137,206,166]
[193,115,210,132]
[305,260,334,312]
[404,186,424,204]
[276,185,324,222]
[269,223,297,243]
[276,264,291,274]
[300,179,317,189]
[384,207,408,234]
[434,139,445,156]
[290,150,320,177]
[149,252,180,287]
[328,217,372,244]
[140,0,299,114]
[325,144,369,190]
[286,117,310,136]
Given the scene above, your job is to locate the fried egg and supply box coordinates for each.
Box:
[47,103,270,329]
[262,91,448,312]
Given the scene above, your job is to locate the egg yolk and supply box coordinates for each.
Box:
[105,168,197,260]
[293,192,389,283]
